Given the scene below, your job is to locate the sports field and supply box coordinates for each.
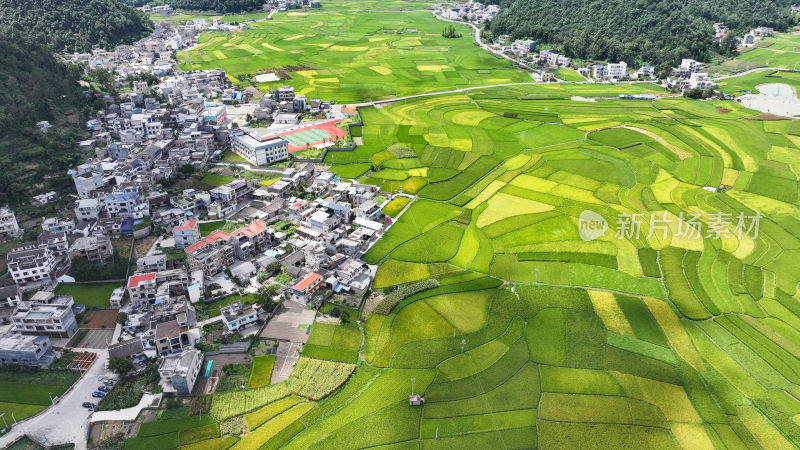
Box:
[249,120,346,152]
[177,2,530,102]
[283,128,331,147]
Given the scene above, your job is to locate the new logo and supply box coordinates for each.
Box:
[579,210,608,242]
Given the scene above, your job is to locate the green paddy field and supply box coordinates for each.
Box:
[178,2,530,102]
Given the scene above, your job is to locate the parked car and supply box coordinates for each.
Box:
[82,402,95,409]
[103,380,114,386]
[98,386,111,392]
[91,392,105,398]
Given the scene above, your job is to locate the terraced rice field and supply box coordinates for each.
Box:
[178,6,530,102]
[234,82,800,448]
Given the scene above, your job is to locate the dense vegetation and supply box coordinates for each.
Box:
[483,0,796,71]
[0,0,152,53]
[0,37,90,204]
[0,0,152,205]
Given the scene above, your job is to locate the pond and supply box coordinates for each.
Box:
[739,83,800,117]
[254,72,281,82]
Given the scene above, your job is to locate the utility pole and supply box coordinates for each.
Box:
[411,377,416,396]
[0,413,8,431]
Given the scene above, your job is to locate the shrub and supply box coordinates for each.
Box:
[374,279,440,315]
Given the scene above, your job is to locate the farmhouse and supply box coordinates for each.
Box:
[0,333,55,368]
[159,349,202,395]
[220,301,260,332]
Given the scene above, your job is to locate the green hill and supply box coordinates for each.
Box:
[0,0,152,52]
[483,0,796,72]
[0,37,91,205]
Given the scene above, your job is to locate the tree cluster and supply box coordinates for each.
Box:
[0,37,92,204]
[482,0,796,71]
[0,0,153,53]
[442,25,462,38]
[71,250,129,281]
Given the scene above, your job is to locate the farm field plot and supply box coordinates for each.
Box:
[0,369,80,423]
[712,32,800,73]
[54,282,119,307]
[178,4,530,102]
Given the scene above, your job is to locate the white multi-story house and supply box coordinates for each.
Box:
[607,61,627,80]
[41,217,75,234]
[70,162,104,199]
[634,66,656,79]
[510,39,536,55]
[671,59,703,78]
[208,179,253,219]
[159,349,202,396]
[220,301,259,332]
[173,220,201,249]
[230,131,289,166]
[69,235,114,264]
[11,292,78,338]
[0,206,21,239]
[105,186,149,219]
[7,246,58,284]
[74,198,102,222]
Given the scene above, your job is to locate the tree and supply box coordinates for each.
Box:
[255,284,280,311]
[266,262,282,274]
[684,87,704,99]
[108,357,134,375]
[116,312,128,325]
[719,33,739,56]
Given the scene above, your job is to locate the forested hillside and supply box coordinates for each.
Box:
[0,0,152,53]
[0,37,91,204]
[483,0,796,71]
[125,0,263,13]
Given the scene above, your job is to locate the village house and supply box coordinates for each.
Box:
[41,217,75,234]
[11,292,78,339]
[208,179,254,219]
[159,349,201,395]
[0,206,21,239]
[288,271,324,303]
[74,198,102,222]
[0,333,56,368]
[7,245,59,285]
[185,220,271,276]
[155,318,191,355]
[173,220,201,248]
[220,301,259,332]
[108,338,147,364]
[69,235,114,264]
[137,254,167,272]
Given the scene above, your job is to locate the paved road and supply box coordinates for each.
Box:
[0,350,114,449]
[90,394,162,423]
[197,315,223,327]
[432,11,538,72]
[712,66,797,81]
[346,82,538,107]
